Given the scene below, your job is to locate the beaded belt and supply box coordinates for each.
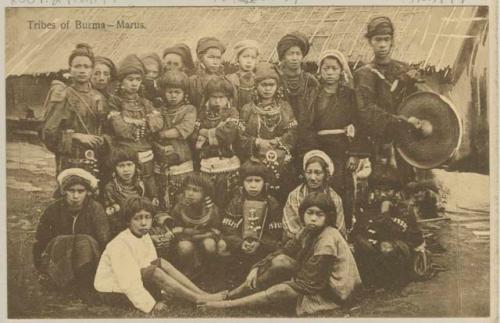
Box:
[200,156,240,174]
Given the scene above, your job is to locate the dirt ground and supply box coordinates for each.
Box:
[6,141,491,318]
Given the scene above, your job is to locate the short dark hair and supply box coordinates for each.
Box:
[107,146,139,170]
[181,172,214,200]
[299,192,337,228]
[123,196,154,223]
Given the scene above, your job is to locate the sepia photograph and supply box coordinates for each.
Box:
[3,3,496,320]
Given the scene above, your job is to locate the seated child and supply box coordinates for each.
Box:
[169,173,227,277]
[103,146,156,236]
[153,70,196,210]
[33,168,110,297]
[222,158,283,276]
[194,76,242,208]
[226,39,260,110]
[149,212,176,259]
[352,144,429,290]
[94,196,226,314]
[201,192,362,316]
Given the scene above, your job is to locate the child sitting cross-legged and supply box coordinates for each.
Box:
[201,192,362,316]
[222,158,283,279]
[169,172,227,278]
[94,196,227,314]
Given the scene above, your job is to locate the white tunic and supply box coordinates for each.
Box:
[94,229,158,313]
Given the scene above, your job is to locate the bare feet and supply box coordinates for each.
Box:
[197,301,229,309]
[196,290,228,304]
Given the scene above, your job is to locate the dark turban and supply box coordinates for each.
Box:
[254,62,280,83]
[196,37,226,57]
[277,31,310,60]
[163,43,195,71]
[117,54,145,80]
[365,16,394,39]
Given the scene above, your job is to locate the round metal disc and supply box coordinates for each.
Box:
[396,91,462,169]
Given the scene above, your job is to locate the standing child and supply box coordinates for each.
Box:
[40,43,108,177]
[222,158,283,277]
[194,76,242,208]
[94,196,226,314]
[189,37,226,109]
[153,71,197,210]
[162,43,195,75]
[239,62,297,204]
[302,49,369,230]
[276,31,320,163]
[170,173,227,278]
[202,192,361,316]
[103,146,155,236]
[107,54,164,207]
[226,40,260,111]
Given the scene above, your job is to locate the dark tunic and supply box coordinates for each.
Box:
[194,102,241,160]
[226,71,255,111]
[222,192,283,255]
[302,84,369,229]
[103,176,150,235]
[253,226,361,315]
[33,197,110,271]
[107,94,163,153]
[40,81,108,175]
[188,64,225,110]
[170,198,222,242]
[354,59,419,185]
[107,93,163,198]
[352,187,424,289]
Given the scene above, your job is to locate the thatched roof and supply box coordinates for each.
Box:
[6,6,488,76]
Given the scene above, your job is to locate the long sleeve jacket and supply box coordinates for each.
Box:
[107,94,164,153]
[222,192,283,254]
[353,59,418,143]
[94,229,158,313]
[33,197,110,270]
[238,100,297,162]
[301,85,369,158]
[194,102,241,160]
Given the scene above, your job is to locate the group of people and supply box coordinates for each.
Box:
[33,16,436,316]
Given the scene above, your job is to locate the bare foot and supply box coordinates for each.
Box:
[197,301,229,309]
[196,290,228,304]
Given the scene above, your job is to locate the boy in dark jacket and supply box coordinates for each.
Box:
[222,158,282,276]
[33,168,110,298]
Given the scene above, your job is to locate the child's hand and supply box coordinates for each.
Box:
[152,198,160,207]
[172,227,184,235]
[105,206,116,216]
